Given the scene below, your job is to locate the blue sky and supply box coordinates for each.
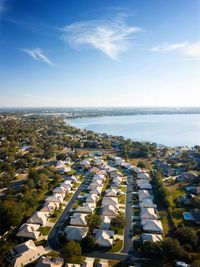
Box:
[0,0,200,107]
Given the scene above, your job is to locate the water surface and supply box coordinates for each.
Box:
[68,114,200,147]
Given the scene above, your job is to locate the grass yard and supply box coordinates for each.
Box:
[109,239,123,252]
[119,194,126,204]
[39,226,51,236]
[121,186,126,193]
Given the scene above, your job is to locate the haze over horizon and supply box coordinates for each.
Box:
[1,0,200,107]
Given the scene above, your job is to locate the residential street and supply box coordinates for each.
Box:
[48,174,87,250]
[121,173,133,253]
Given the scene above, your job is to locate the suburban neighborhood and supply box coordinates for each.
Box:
[0,113,200,267]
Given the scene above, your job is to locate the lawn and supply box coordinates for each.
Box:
[119,194,126,204]
[109,239,123,252]
[39,226,51,236]
[121,186,126,193]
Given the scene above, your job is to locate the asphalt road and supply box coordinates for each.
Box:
[48,175,87,250]
[121,173,133,254]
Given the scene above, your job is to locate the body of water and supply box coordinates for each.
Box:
[68,114,200,147]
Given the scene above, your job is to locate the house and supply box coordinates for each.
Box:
[102,205,119,216]
[41,202,58,213]
[27,211,49,226]
[45,195,62,204]
[70,213,88,226]
[94,229,114,247]
[75,203,95,214]
[53,186,66,196]
[137,172,150,180]
[93,174,106,181]
[100,216,111,230]
[51,193,64,203]
[35,256,64,267]
[8,240,45,267]
[16,223,40,240]
[138,190,153,202]
[102,197,118,208]
[93,158,104,166]
[105,188,118,197]
[141,219,163,234]
[68,175,78,183]
[82,258,95,267]
[89,180,103,190]
[90,186,103,195]
[136,179,152,190]
[176,172,198,182]
[142,233,163,243]
[64,226,88,241]
[80,159,91,169]
[154,160,175,177]
[191,209,200,224]
[89,166,100,174]
[86,194,98,204]
[97,260,109,267]
[112,176,123,184]
[96,170,107,176]
[139,198,157,208]
[55,165,71,174]
[140,208,158,220]
[188,186,200,195]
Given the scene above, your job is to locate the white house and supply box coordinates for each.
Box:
[64,226,88,241]
[89,180,103,190]
[93,158,104,166]
[102,205,119,217]
[94,229,114,247]
[93,174,106,181]
[90,186,103,195]
[140,207,158,220]
[141,219,163,234]
[142,233,163,243]
[86,194,98,204]
[70,213,88,226]
[138,190,153,202]
[136,179,152,190]
[27,211,49,226]
[80,159,91,169]
[139,198,157,208]
[75,203,95,214]
[105,188,118,197]
[41,201,58,213]
[102,197,118,208]
[16,223,40,240]
[100,216,111,230]
[9,240,45,267]
[137,172,150,180]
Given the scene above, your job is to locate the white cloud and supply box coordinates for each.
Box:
[151,41,200,60]
[61,17,141,60]
[23,48,54,65]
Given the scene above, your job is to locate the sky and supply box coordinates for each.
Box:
[0,0,200,107]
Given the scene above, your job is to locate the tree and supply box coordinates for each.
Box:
[174,227,198,250]
[64,240,81,259]
[111,215,126,229]
[137,161,146,169]
[162,238,187,260]
[86,214,101,233]
[81,234,95,252]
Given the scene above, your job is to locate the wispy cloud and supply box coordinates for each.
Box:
[61,16,141,60]
[0,0,7,16]
[22,48,54,65]
[151,41,200,60]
